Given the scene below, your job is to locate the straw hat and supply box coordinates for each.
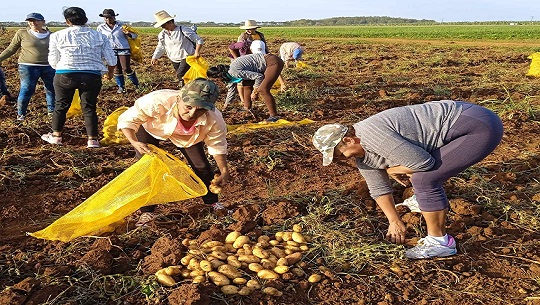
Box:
[240,20,260,30]
[153,10,175,28]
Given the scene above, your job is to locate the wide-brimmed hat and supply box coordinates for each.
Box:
[99,9,118,17]
[312,124,349,166]
[179,78,219,111]
[25,13,45,21]
[240,20,260,30]
[153,10,175,28]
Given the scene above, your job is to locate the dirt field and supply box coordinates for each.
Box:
[0,29,539,305]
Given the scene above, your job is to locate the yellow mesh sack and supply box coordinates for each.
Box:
[296,61,311,69]
[66,89,82,118]
[227,118,315,135]
[122,25,143,62]
[100,106,130,146]
[29,146,208,242]
[526,52,540,77]
[182,55,208,84]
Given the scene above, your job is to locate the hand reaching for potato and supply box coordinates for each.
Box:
[209,173,230,194]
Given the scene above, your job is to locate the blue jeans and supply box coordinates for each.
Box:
[17,64,55,116]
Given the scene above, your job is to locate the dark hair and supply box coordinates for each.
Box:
[207,64,232,82]
[63,7,88,25]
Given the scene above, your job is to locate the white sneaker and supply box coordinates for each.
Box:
[405,235,457,259]
[87,139,100,148]
[395,194,421,213]
[41,133,62,145]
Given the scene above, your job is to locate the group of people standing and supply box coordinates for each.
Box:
[1,8,505,260]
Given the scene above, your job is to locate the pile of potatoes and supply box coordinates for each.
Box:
[154,224,322,296]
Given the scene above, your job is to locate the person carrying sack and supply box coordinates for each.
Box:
[151,10,203,88]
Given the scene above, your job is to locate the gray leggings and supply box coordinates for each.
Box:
[411,102,504,211]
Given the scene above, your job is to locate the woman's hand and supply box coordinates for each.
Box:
[386,219,407,244]
[131,141,152,155]
[386,166,413,187]
[212,172,230,187]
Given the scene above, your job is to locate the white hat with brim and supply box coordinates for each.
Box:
[154,10,175,28]
[312,124,349,166]
[240,19,260,30]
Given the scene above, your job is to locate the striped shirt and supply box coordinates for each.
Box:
[48,25,117,71]
[96,21,135,50]
[228,53,267,88]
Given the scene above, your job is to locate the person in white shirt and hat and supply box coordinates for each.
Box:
[151,10,204,88]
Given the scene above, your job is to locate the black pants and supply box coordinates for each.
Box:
[135,127,218,212]
[52,73,102,137]
[172,59,191,88]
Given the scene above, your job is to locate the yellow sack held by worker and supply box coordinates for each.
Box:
[182,55,208,84]
[28,146,208,242]
[526,52,540,77]
[100,106,130,146]
[122,25,143,62]
[66,89,82,118]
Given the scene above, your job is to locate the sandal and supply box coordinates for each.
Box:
[135,212,156,227]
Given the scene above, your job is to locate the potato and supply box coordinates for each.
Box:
[233,277,247,285]
[210,259,226,269]
[202,241,224,248]
[208,271,230,286]
[164,265,182,276]
[308,274,322,283]
[249,263,264,272]
[269,247,286,258]
[284,245,300,252]
[260,259,276,270]
[180,269,192,278]
[292,224,303,233]
[274,265,289,274]
[211,250,228,260]
[218,264,242,279]
[181,255,193,266]
[190,270,206,277]
[192,275,206,284]
[285,252,303,265]
[188,258,202,271]
[211,245,228,252]
[227,256,242,268]
[299,245,309,252]
[276,257,288,266]
[258,235,271,243]
[291,267,305,277]
[269,240,280,246]
[246,279,262,289]
[263,287,283,296]
[221,285,239,295]
[188,249,204,256]
[291,232,307,244]
[282,232,293,242]
[274,231,284,241]
[199,260,213,272]
[252,246,269,259]
[286,240,300,247]
[238,287,254,296]
[225,243,236,252]
[285,249,294,255]
[257,269,280,280]
[155,269,176,287]
[233,236,250,249]
[225,231,242,243]
[181,238,191,247]
[237,255,260,264]
[209,183,222,194]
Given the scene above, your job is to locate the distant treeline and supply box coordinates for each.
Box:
[1,16,539,27]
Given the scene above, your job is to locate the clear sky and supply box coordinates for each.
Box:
[1,0,539,23]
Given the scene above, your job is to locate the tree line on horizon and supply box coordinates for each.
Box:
[1,16,537,27]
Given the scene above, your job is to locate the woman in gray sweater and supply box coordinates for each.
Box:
[313,100,503,259]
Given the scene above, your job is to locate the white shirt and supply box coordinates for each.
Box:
[48,25,117,70]
[152,26,203,62]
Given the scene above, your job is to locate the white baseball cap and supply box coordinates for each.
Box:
[312,124,348,166]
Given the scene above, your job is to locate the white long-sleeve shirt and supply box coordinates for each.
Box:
[48,25,117,70]
[96,21,135,50]
[152,26,203,62]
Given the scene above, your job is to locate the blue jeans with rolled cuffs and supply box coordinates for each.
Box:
[411,102,504,212]
[17,64,55,116]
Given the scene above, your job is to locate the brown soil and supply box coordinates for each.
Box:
[1,29,539,305]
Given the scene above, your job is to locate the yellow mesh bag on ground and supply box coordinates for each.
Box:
[29,146,207,242]
[66,89,82,118]
[227,118,315,135]
[100,106,130,146]
[296,61,311,69]
[526,52,540,77]
[182,56,208,84]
